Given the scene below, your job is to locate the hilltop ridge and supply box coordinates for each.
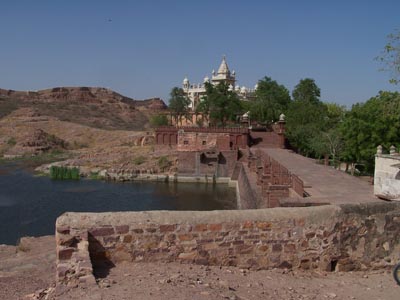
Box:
[0,86,167,130]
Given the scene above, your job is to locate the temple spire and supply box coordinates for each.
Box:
[217,55,230,75]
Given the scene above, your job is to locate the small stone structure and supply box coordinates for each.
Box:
[374,145,400,200]
[155,127,249,149]
[155,127,249,177]
[55,202,400,294]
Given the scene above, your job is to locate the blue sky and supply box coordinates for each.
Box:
[1,1,399,106]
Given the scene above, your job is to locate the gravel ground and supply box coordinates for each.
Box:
[0,236,399,300]
[61,262,399,300]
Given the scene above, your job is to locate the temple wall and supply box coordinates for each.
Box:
[55,202,400,292]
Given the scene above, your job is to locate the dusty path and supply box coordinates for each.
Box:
[0,236,398,300]
[263,148,377,204]
[61,262,398,300]
[0,236,55,300]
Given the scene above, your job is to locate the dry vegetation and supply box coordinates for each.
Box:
[0,87,172,173]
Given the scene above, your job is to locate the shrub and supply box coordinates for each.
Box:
[7,137,16,146]
[49,166,80,180]
[150,114,169,127]
[158,156,170,171]
[133,155,146,165]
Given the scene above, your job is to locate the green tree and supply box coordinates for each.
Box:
[197,82,242,126]
[168,87,190,125]
[285,79,328,156]
[292,78,321,104]
[325,102,346,128]
[250,76,290,123]
[150,114,169,127]
[376,29,400,84]
[341,91,400,173]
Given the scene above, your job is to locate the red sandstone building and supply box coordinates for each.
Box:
[155,120,286,178]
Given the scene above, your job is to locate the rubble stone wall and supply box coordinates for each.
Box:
[55,202,400,292]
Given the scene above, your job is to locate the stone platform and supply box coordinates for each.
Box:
[262,148,377,204]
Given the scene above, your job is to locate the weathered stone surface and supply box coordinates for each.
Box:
[178,252,197,261]
[160,224,176,232]
[115,225,129,234]
[55,202,400,291]
[89,227,115,236]
[58,248,75,260]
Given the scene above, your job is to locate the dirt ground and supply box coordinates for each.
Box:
[0,236,399,300]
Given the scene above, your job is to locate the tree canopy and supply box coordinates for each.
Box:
[341,91,400,172]
[196,82,242,126]
[292,78,321,104]
[250,76,290,123]
[377,29,400,84]
[168,87,190,125]
[285,78,328,156]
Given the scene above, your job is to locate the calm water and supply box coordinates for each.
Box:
[0,164,236,245]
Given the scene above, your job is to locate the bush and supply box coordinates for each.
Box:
[158,156,170,171]
[133,155,146,165]
[50,166,80,180]
[150,114,169,127]
[7,137,16,146]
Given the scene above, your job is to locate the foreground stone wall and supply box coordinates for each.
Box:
[55,202,400,293]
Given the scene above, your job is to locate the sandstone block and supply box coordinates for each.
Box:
[178,251,197,260]
[235,244,253,254]
[178,233,195,241]
[256,222,272,230]
[115,225,129,234]
[58,247,75,260]
[160,224,177,232]
[194,224,208,232]
[242,221,254,229]
[56,226,70,234]
[123,234,133,243]
[272,244,282,252]
[208,224,222,231]
[284,243,296,253]
[78,275,97,287]
[89,227,115,236]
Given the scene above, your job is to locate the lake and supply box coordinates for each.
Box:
[0,164,236,245]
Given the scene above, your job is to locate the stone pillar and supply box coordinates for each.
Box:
[377,145,383,155]
[390,145,397,155]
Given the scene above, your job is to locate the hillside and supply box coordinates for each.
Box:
[0,87,167,130]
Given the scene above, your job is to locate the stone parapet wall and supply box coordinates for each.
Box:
[246,150,306,206]
[236,163,259,209]
[55,202,400,293]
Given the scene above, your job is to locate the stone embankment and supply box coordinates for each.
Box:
[55,202,400,295]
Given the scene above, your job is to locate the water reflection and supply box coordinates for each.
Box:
[0,164,236,245]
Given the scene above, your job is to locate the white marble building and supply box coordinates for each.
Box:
[182,56,256,110]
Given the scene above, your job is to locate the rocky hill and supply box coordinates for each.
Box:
[0,87,167,130]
